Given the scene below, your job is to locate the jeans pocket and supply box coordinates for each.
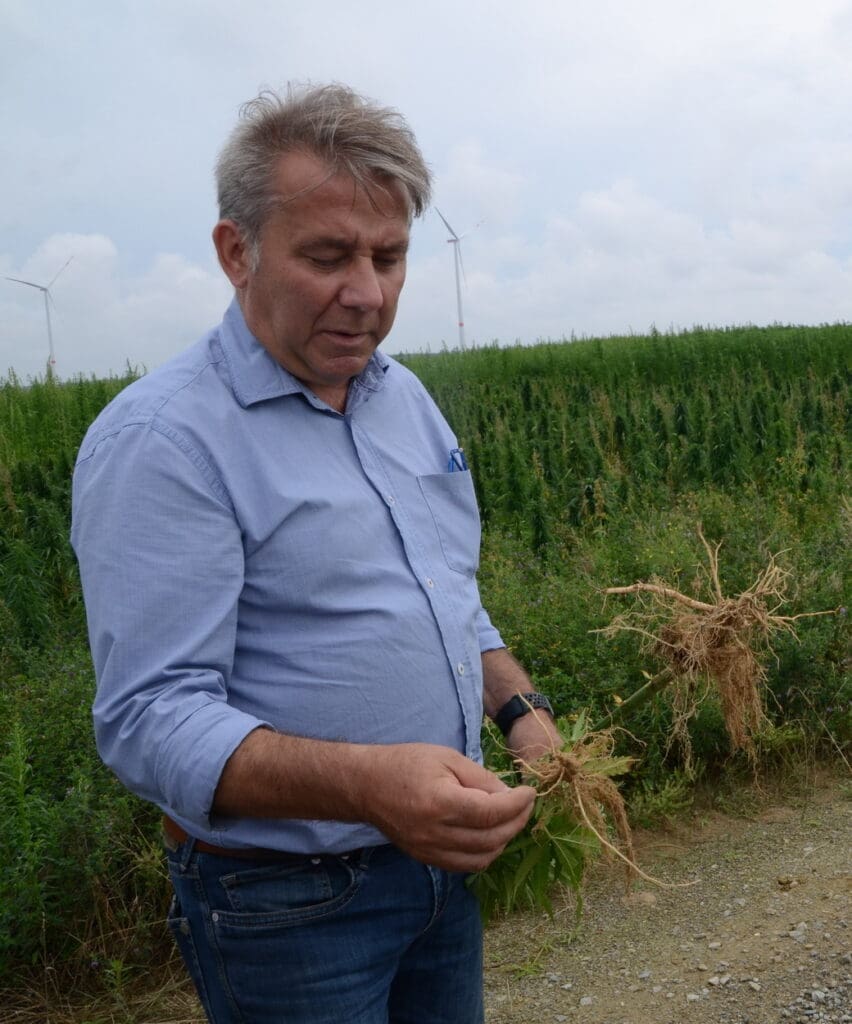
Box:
[214,855,361,929]
[418,471,481,577]
[167,892,214,1012]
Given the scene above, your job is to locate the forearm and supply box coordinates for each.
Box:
[481,647,562,761]
[480,646,535,718]
[213,727,381,822]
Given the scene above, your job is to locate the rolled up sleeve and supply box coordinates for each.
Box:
[71,420,268,832]
[476,605,505,654]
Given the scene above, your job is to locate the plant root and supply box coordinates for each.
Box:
[519,729,657,889]
[599,529,835,766]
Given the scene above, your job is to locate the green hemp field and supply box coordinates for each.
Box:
[0,323,848,1016]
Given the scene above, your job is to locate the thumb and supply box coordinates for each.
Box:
[448,752,533,798]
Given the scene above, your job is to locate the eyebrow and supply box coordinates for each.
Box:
[301,236,410,254]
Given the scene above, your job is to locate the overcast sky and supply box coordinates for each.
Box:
[2,0,851,381]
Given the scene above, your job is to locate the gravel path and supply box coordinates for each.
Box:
[482,778,851,1024]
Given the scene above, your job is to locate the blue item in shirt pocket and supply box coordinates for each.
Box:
[418,471,481,578]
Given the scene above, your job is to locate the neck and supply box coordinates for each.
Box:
[311,382,349,413]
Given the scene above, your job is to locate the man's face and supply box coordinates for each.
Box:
[217,150,411,411]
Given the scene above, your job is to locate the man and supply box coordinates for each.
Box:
[72,84,560,1023]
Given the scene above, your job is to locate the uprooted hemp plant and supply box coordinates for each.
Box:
[598,530,834,770]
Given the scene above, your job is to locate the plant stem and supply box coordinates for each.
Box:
[593,667,674,731]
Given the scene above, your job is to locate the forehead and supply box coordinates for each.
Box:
[266,150,411,240]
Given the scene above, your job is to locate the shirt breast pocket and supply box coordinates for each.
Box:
[417,471,481,578]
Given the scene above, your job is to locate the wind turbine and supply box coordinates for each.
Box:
[5,256,74,372]
[435,209,481,351]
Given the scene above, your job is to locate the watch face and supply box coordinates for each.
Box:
[495,692,554,735]
[524,693,554,715]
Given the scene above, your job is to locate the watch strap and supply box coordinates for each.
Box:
[493,692,554,736]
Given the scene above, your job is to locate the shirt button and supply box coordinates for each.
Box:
[385,494,395,505]
[457,663,465,676]
[426,577,434,588]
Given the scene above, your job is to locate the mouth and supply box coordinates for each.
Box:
[320,329,374,347]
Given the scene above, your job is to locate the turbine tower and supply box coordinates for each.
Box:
[436,209,481,351]
[4,256,74,373]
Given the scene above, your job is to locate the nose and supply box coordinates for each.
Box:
[338,257,384,311]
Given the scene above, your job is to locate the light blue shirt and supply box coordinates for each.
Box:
[71,300,503,853]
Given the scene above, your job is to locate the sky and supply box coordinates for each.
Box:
[2,0,851,381]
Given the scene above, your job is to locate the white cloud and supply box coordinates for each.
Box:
[433,142,526,227]
[1,234,231,381]
[396,171,852,351]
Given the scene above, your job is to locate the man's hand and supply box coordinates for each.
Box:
[357,743,536,872]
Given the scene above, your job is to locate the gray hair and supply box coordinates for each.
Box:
[215,83,432,261]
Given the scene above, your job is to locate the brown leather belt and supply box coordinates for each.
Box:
[162,814,314,862]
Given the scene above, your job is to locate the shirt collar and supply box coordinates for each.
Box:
[218,297,390,409]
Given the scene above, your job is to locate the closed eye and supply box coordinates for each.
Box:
[374,254,405,270]
[310,256,345,269]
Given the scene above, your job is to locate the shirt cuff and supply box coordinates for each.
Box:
[155,701,272,835]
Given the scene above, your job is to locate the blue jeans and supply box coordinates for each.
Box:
[165,839,484,1023]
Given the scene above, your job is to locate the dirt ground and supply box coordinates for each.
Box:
[483,773,851,1024]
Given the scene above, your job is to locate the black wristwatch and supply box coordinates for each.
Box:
[493,692,555,736]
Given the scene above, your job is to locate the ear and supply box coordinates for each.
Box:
[213,220,253,289]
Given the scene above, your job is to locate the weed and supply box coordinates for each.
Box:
[628,771,694,829]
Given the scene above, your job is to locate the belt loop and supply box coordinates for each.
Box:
[177,832,196,873]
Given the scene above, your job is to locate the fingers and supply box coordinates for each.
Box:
[439,775,535,831]
[430,784,536,872]
[364,745,536,872]
[446,750,513,794]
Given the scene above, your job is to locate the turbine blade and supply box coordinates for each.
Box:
[435,207,459,239]
[5,276,44,290]
[457,242,466,286]
[47,255,74,289]
[457,219,485,241]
